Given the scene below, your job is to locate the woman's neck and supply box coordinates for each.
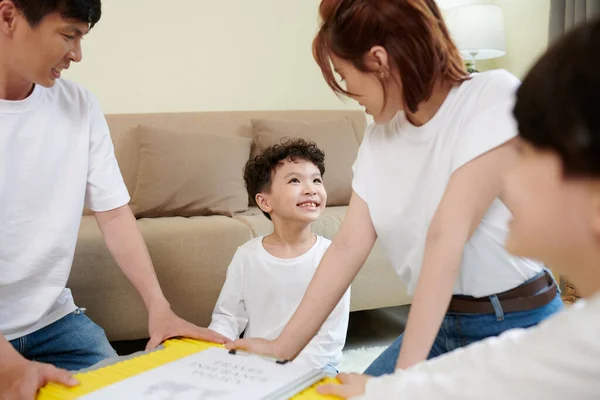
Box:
[405,80,454,127]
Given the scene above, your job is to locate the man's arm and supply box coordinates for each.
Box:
[95,204,229,349]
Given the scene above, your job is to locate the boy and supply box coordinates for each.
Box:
[0,1,226,398]
[208,139,350,374]
[318,18,600,399]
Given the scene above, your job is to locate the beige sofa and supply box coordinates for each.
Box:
[69,110,410,342]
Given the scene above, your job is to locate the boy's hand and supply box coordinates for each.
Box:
[0,355,79,400]
[225,338,285,360]
[146,305,231,350]
[317,373,369,398]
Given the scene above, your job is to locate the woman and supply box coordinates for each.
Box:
[317,18,600,399]
[228,0,562,376]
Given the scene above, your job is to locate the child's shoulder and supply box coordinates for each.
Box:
[237,236,265,254]
[315,235,332,247]
[313,235,332,256]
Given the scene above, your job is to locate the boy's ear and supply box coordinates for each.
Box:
[255,193,273,215]
[0,1,19,36]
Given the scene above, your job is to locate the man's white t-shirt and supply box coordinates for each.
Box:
[354,293,600,400]
[353,69,542,297]
[0,80,130,341]
[209,235,351,369]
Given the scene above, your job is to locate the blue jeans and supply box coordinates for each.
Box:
[364,291,564,377]
[9,308,116,371]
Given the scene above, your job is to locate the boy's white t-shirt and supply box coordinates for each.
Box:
[354,293,600,400]
[0,80,130,340]
[209,235,351,369]
[353,69,542,297]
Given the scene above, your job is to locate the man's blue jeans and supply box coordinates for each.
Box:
[10,308,116,371]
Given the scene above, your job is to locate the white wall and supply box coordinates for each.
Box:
[440,0,551,78]
[65,0,551,114]
[492,0,550,79]
[64,0,358,114]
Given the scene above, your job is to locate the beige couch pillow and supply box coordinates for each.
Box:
[130,125,251,218]
[251,118,359,206]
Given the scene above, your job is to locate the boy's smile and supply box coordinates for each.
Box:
[258,158,327,224]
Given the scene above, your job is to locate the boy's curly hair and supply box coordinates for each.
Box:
[244,138,326,220]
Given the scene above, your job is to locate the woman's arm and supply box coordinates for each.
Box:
[396,139,519,370]
[227,191,377,360]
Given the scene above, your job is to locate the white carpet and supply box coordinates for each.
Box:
[338,345,387,373]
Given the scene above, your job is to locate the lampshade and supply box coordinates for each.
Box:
[444,4,506,60]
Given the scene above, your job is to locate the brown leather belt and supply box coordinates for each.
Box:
[448,271,558,314]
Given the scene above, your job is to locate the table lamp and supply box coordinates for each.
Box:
[444,4,507,72]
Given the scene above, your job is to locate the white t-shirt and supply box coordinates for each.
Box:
[209,235,350,369]
[354,293,600,400]
[352,69,542,297]
[0,80,130,341]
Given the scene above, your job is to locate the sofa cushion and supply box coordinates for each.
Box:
[70,215,254,341]
[130,125,251,218]
[250,118,359,206]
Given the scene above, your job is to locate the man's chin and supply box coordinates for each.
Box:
[36,76,58,88]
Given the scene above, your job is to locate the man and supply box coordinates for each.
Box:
[0,1,227,398]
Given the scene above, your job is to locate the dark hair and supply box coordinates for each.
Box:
[244,138,326,220]
[5,0,101,28]
[514,18,600,178]
[313,0,468,114]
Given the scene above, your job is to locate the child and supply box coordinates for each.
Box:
[208,139,350,375]
[317,18,600,400]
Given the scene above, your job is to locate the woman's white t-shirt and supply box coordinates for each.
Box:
[352,69,542,297]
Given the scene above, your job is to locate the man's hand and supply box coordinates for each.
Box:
[0,356,78,400]
[316,373,369,399]
[146,305,231,350]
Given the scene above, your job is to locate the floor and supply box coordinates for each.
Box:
[111,305,410,356]
[343,304,409,350]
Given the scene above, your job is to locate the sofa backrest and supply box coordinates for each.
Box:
[106,110,367,197]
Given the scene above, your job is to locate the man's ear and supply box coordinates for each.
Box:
[255,193,272,215]
[0,1,19,37]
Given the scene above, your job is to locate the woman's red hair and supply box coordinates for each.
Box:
[313,0,468,113]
